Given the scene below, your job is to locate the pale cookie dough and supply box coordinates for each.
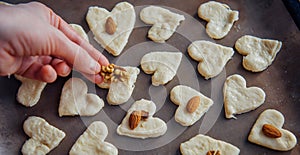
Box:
[198,1,239,39]
[223,74,265,119]
[15,75,47,107]
[140,6,185,43]
[117,99,167,139]
[86,2,135,56]
[248,109,297,151]
[59,78,104,117]
[170,85,213,126]
[188,40,234,79]
[0,1,12,5]
[97,66,140,105]
[22,116,65,155]
[69,24,89,42]
[235,35,282,72]
[180,134,240,155]
[141,51,182,86]
[70,121,118,155]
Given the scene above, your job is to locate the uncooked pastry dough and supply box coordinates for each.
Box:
[69,24,89,42]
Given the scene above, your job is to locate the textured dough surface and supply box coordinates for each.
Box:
[140,6,185,43]
[223,74,265,119]
[69,24,89,42]
[70,121,118,155]
[198,1,239,39]
[86,2,135,56]
[141,51,182,86]
[235,35,282,72]
[170,85,213,126]
[248,109,297,151]
[180,134,240,155]
[188,40,234,79]
[117,99,167,139]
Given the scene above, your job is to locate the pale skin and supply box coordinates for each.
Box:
[0,2,109,83]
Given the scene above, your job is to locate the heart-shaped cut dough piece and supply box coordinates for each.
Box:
[140,6,185,43]
[188,40,234,79]
[141,51,182,86]
[69,24,89,42]
[97,66,140,105]
[70,121,118,155]
[223,74,265,119]
[59,78,104,117]
[248,109,297,151]
[117,99,167,139]
[15,75,47,107]
[198,1,239,39]
[170,85,213,126]
[86,2,135,56]
[235,35,282,72]
[22,116,65,155]
[180,134,240,155]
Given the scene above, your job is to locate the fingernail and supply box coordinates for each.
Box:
[91,61,101,73]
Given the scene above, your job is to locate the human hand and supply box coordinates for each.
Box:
[0,2,109,83]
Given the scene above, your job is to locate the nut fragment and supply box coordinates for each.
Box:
[105,17,117,35]
[129,110,149,130]
[206,150,220,155]
[262,124,282,138]
[186,96,200,113]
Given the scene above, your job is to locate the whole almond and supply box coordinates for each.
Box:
[186,96,200,113]
[105,17,116,35]
[129,111,141,130]
[262,124,282,138]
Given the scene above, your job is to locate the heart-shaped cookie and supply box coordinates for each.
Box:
[15,75,47,107]
[180,134,240,155]
[223,74,265,119]
[141,51,182,86]
[248,109,297,151]
[69,24,89,42]
[198,1,239,39]
[235,35,282,72]
[170,85,213,126]
[86,2,135,56]
[117,99,167,139]
[70,121,118,155]
[59,78,104,117]
[22,116,65,155]
[140,6,185,43]
[188,40,234,79]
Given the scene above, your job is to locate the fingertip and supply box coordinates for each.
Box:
[38,65,57,83]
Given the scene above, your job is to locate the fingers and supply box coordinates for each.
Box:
[21,62,57,83]
[51,58,71,77]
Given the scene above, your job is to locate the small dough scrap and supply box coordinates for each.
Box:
[223,74,265,119]
[21,116,65,155]
[188,40,234,79]
[86,2,135,56]
[248,109,297,151]
[69,24,89,42]
[117,99,167,139]
[59,78,104,117]
[235,35,282,72]
[70,121,118,155]
[180,134,240,155]
[140,6,185,43]
[170,85,213,126]
[198,1,239,39]
[141,51,182,86]
[15,75,47,107]
[97,66,140,105]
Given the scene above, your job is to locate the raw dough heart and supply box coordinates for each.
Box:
[140,6,185,43]
[117,99,167,139]
[248,109,297,151]
[59,78,104,117]
[141,51,182,86]
[69,24,89,42]
[86,2,135,56]
[15,75,47,107]
[97,66,140,105]
[70,121,118,155]
[22,116,65,155]
[235,35,282,72]
[188,40,234,79]
[198,1,239,39]
[170,85,213,126]
[180,134,240,155]
[223,74,265,119]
